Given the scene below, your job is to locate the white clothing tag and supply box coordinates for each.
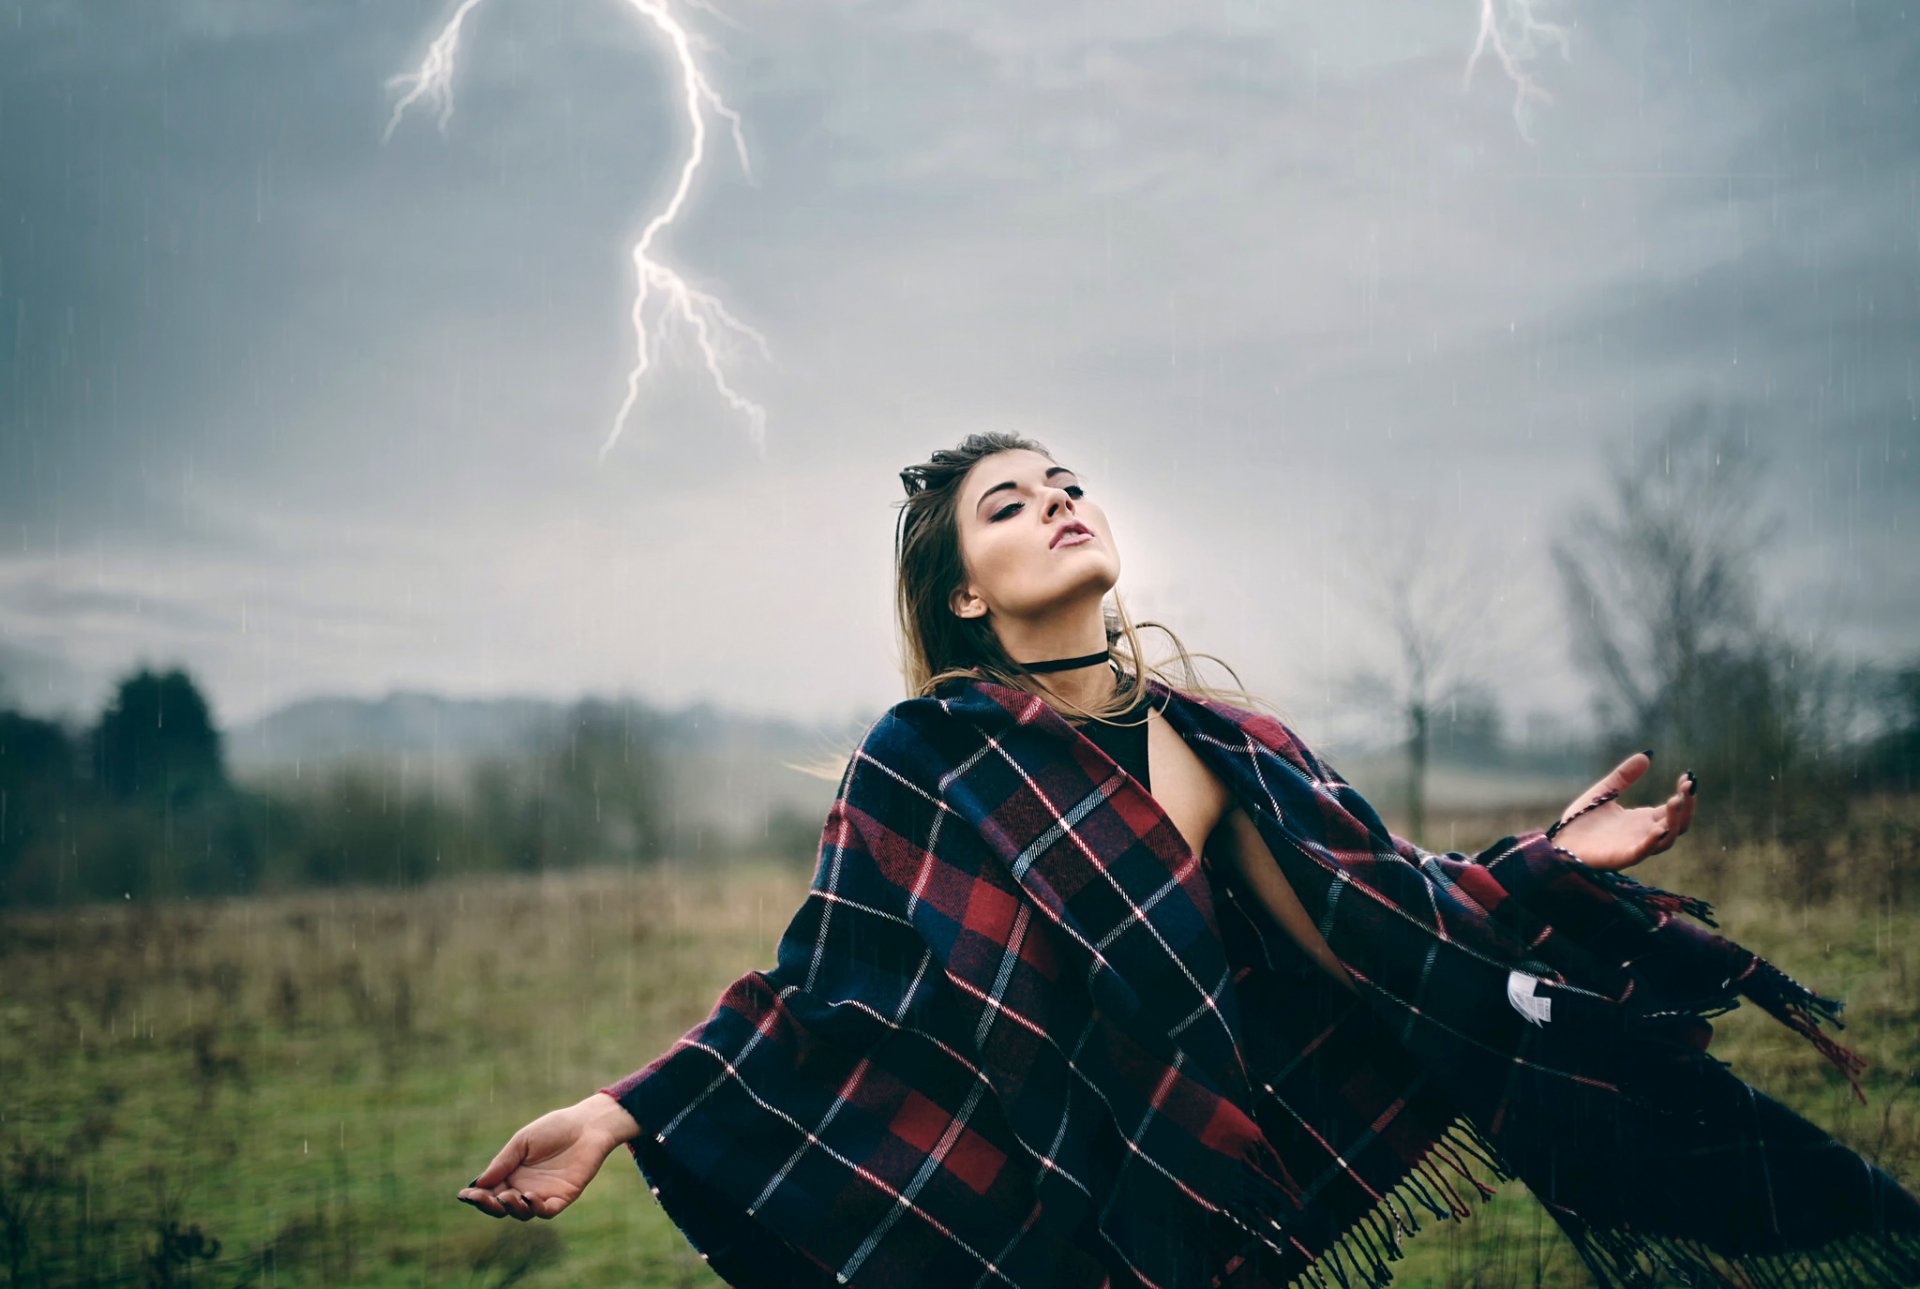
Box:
[1506,969,1552,1026]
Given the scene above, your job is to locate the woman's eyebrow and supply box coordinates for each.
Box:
[974,466,1078,514]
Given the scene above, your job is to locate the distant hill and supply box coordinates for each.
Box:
[226,690,560,772]
[228,689,862,769]
[226,689,867,855]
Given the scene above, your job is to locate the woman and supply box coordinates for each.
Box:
[456,433,1920,1286]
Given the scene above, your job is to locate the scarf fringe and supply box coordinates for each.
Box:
[1595,864,1870,1105]
[1736,957,1870,1104]
[1566,1222,1920,1288]
[1585,866,1722,928]
[1275,1118,1517,1289]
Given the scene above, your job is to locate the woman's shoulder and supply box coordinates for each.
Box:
[861,676,1048,763]
[874,681,995,743]
[857,684,977,756]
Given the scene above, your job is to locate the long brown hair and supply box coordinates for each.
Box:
[894,431,1278,724]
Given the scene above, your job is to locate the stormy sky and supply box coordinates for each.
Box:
[2,0,1915,746]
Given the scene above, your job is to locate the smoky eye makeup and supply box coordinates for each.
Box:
[988,482,1085,522]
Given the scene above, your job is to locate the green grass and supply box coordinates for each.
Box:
[6,814,1919,1287]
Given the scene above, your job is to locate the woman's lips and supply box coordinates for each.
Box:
[1053,529,1093,548]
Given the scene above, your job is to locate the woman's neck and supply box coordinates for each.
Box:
[998,609,1118,713]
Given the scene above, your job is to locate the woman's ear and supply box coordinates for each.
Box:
[950,588,986,619]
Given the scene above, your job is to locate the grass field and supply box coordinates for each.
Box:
[7,802,1919,1287]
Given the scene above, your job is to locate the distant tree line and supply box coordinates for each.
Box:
[0,674,831,909]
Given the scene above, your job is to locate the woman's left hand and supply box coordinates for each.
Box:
[1548,751,1698,871]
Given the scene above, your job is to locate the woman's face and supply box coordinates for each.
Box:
[950,449,1119,625]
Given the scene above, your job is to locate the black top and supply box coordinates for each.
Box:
[1068,673,1153,791]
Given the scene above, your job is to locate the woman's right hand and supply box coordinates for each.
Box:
[455,1093,641,1220]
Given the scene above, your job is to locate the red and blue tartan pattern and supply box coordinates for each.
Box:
[602,677,1920,1287]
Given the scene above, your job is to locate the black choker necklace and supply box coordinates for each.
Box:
[1022,648,1112,674]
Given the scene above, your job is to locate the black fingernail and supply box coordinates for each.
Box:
[469,1177,480,1187]
[1687,776,1698,796]
[1642,748,1654,760]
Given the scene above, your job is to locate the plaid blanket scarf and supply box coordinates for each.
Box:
[602,676,1920,1287]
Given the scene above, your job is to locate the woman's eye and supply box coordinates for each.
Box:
[992,485,1084,522]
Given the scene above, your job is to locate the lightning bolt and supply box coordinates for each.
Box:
[1464,0,1573,141]
[385,0,769,460]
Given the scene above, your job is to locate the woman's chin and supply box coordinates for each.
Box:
[1043,568,1119,607]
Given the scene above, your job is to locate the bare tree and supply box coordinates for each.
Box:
[1335,514,1517,839]
[1549,402,1776,752]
